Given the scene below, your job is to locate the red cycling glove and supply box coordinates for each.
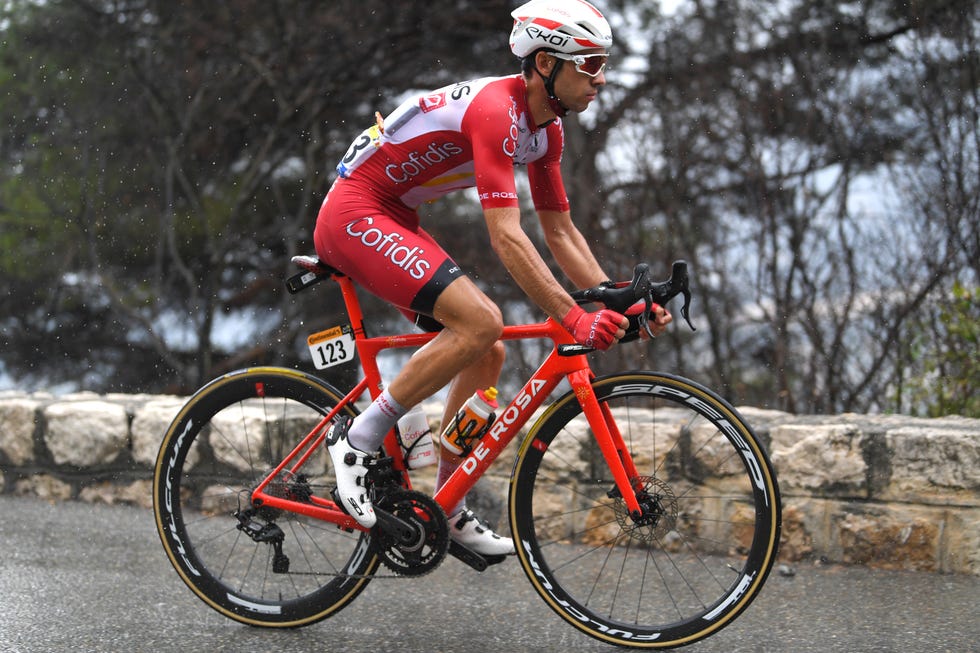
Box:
[623,300,670,339]
[561,305,626,350]
[625,301,647,318]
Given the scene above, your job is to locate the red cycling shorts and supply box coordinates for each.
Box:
[314,178,463,330]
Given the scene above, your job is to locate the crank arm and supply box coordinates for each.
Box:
[372,507,418,543]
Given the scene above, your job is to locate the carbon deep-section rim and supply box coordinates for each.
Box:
[153,367,377,627]
[509,372,781,648]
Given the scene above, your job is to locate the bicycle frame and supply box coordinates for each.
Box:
[251,272,645,530]
[155,257,782,647]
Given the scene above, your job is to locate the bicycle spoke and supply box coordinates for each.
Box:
[154,369,377,626]
[511,372,780,648]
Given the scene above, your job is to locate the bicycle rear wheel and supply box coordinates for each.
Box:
[153,367,377,627]
[510,372,780,649]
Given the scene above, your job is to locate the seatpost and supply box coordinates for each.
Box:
[333,274,367,339]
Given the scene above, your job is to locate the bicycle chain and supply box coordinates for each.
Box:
[248,490,450,580]
[254,463,453,579]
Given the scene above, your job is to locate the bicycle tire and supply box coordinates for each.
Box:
[153,366,378,627]
[510,372,781,649]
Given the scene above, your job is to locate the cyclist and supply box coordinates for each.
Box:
[314,0,671,556]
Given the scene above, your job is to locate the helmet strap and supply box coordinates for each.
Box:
[533,58,569,118]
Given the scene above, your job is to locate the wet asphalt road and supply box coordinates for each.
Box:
[0,496,977,653]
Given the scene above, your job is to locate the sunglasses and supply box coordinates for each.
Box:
[551,52,609,78]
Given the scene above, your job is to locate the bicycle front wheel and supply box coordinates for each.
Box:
[510,372,781,649]
[153,367,378,627]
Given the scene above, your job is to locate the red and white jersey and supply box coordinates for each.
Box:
[335,75,570,212]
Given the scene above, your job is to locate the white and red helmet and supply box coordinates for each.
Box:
[509,0,613,58]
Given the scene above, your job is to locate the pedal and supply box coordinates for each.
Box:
[446,540,508,573]
[449,539,489,571]
[448,540,509,570]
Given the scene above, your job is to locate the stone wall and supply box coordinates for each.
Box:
[1,390,977,576]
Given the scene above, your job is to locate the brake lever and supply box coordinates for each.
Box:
[649,261,696,332]
[639,297,656,339]
[629,265,661,339]
[569,261,696,332]
[680,286,696,331]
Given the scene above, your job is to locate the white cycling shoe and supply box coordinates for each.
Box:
[325,417,377,528]
[449,509,515,557]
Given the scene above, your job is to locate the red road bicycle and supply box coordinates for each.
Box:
[153,256,781,649]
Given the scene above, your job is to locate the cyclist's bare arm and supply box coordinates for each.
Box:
[537,207,673,337]
[484,206,621,332]
[537,208,609,289]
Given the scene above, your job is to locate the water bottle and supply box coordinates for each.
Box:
[440,387,499,456]
[396,404,436,468]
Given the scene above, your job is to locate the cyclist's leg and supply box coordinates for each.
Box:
[315,187,503,409]
[395,301,513,555]
[386,277,503,407]
[435,343,505,509]
[315,193,504,526]
[326,280,504,527]
[400,298,513,555]
[431,342,514,555]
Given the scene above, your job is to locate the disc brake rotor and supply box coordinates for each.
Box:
[613,475,678,544]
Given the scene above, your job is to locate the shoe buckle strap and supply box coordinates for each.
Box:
[453,509,478,529]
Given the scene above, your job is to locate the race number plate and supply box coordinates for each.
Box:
[307,325,356,369]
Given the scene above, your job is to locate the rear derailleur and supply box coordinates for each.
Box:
[234,508,290,573]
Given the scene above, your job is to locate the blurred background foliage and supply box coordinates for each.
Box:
[1,0,977,416]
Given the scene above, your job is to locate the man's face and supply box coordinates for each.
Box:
[551,48,608,113]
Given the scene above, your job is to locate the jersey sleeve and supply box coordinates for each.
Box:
[527,120,570,213]
[461,85,523,210]
[462,81,570,212]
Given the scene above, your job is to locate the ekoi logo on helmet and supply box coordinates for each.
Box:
[509,0,613,58]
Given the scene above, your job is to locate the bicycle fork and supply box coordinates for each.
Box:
[567,370,647,519]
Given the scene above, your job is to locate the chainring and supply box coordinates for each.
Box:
[372,489,449,576]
